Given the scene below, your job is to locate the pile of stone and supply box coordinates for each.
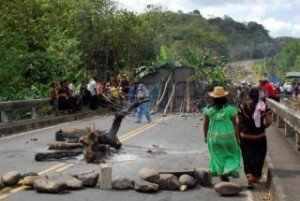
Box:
[0,171,99,194]
[110,167,243,196]
[1,167,242,196]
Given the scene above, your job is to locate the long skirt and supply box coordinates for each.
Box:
[240,136,267,178]
[208,135,241,177]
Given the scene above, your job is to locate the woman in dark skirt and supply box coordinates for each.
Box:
[238,87,272,188]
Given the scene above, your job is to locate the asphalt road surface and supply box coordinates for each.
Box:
[0,113,255,201]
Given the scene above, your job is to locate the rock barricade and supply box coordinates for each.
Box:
[23,176,44,188]
[155,174,180,190]
[2,171,22,186]
[214,182,242,196]
[72,172,99,187]
[134,180,159,193]
[179,174,196,191]
[194,167,212,187]
[138,168,160,183]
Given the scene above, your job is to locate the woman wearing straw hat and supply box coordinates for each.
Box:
[203,86,241,182]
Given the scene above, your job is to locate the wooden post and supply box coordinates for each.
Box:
[99,164,112,189]
[1,110,12,122]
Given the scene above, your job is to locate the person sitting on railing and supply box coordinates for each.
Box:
[58,80,72,115]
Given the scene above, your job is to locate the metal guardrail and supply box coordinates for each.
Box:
[0,98,51,122]
[267,98,300,151]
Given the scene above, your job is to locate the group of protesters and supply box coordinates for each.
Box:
[236,79,299,104]
[50,74,152,123]
[50,74,132,115]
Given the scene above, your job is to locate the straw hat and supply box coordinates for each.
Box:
[208,86,229,98]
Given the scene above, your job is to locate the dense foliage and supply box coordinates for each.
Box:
[0,0,283,100]
[254,40,300,79]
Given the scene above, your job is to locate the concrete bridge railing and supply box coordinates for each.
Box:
[267,98,300,151]
[0,98,51,123]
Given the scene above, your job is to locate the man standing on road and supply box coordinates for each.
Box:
[136,83,151,123]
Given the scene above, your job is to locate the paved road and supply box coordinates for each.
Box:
[0,113,254,201]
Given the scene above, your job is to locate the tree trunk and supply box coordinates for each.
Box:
[47,142,83,150]
[38,99,149,163]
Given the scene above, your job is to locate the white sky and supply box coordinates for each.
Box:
[116,0,300,38]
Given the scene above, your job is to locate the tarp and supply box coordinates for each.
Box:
[268,75,282,83]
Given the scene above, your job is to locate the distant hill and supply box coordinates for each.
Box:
[149,11,299,61]
[274,37,300,48]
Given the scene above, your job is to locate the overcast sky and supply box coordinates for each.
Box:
[116,0,300,38]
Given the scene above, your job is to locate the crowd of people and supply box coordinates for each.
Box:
[51,74,132,115]
[236,79,300,104]
[50,74,152,123]
[203,81,274,189]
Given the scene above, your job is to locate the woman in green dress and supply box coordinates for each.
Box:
[203,86,241,181]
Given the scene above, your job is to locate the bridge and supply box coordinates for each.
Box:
[0,98,299,201]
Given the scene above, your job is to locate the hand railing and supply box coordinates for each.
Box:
[0,99,51,122]
[267,98,300,151]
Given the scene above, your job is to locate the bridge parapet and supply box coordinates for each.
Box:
[267,98,300,151]
[0,98,51,122]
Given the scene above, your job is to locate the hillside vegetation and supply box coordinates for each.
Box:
[0,0,297,100]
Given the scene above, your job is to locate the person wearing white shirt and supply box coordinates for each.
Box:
[87,77,98,109]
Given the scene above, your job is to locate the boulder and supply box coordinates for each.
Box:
[194,167,212,187]
[179,174,196,188]
[2,171,22,186]
[111,176,133,190]
[156,174,180,190]
[23,176,44,188]
[138,168,159,183]
[134,180,159,193]
[46,172,83,190]
[214,182,243,196]
[73,172,99,188]
[34,178,67,194]
[22,172,39,178]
